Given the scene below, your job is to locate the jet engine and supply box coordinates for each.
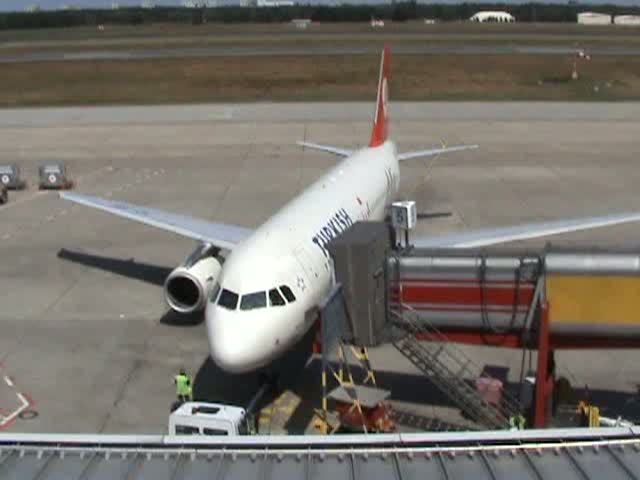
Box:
[164,243,223,314]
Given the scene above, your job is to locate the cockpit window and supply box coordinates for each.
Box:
[279,285,296,303]
[240,291,267,310]
[269,289,286,307]
[218,289,239,310]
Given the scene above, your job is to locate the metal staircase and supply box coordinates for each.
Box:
[389,305,522,430]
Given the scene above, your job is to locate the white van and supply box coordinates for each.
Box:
[168,402,249,436]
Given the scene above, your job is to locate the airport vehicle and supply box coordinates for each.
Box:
[169,380,270,436]
[38,163,73,190]
[329,385,395,433]
[60,46,640,375]
[0,184,7,205]
[0,164,26,190]
[169,402,249,436]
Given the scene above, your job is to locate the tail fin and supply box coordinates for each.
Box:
[369,45,390,148]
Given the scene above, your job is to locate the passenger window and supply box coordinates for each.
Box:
[279,285,296,303]
[240,291,267,310]
[203,428,229,436]
[269,289,286,307]
[218,289,239,310]
[209,282,221,302]
[175,425,200,435]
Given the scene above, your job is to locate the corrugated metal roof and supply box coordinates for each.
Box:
[1,428,640,479]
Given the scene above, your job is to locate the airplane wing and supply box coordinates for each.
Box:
[414,211,640,248]
[296,141,353,158]
[297,141,478,161]
[398,144,478,162]
[60,192,252,250]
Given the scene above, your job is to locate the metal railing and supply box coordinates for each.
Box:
[389,304,523,429]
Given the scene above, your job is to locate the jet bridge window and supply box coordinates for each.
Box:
[279,285,296,303]
[218,289,239,310]
[240,291,267,310]
[269,288,286,307]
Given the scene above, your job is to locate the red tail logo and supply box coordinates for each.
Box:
[369,45,390,148]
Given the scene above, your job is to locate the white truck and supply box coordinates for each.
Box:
[168,381,271,436]
[168,402,250,436]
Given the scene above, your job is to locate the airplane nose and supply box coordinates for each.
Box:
[205,305,270,374]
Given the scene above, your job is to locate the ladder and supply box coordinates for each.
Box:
[390,305,522,430]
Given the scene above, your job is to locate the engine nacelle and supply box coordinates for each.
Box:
[164,244,223,314]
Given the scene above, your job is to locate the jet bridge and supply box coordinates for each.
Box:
[330,225,640,349]
[327,222,640,429]
[388,247,640,348]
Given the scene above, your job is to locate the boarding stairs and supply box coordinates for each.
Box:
[389,305,522,430]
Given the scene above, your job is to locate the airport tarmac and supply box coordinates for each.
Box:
[1,102,640,434]
[2,44,637,64]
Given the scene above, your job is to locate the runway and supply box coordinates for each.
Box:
[1,43,639,64]
[2,101,640,127]
[1,102,640,434]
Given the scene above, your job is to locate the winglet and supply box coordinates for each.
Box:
[369,45,391,148]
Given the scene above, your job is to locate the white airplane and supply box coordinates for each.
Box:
[62,46,640,374]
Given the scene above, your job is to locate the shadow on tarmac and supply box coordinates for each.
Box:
[392,410,474,432]
[58,248,204,326]
[159,309,204,327]
[193,337,640,433]
[57,248,171,286]
[190,326,474,433]
[192,328,318,419]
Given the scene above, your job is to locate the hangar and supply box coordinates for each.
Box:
[577,12,612,25]
[614,15,640,25]
[469,11,515,23]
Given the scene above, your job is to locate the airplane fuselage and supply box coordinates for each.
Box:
[206,141,400,373]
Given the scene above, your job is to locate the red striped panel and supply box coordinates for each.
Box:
[399,277,535,287]
[390,283,534,307]
[388,302,528,314]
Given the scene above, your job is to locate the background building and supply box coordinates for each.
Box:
[577,12,612,25]
[240,0,294,6]
[614,15,640,25]
[469,11,515,22]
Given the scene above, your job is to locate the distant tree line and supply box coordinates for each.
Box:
[1,3,640,30]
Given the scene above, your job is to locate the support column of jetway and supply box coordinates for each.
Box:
[328,221,640,429]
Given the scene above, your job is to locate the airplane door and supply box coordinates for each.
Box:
[293,245,321,286]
